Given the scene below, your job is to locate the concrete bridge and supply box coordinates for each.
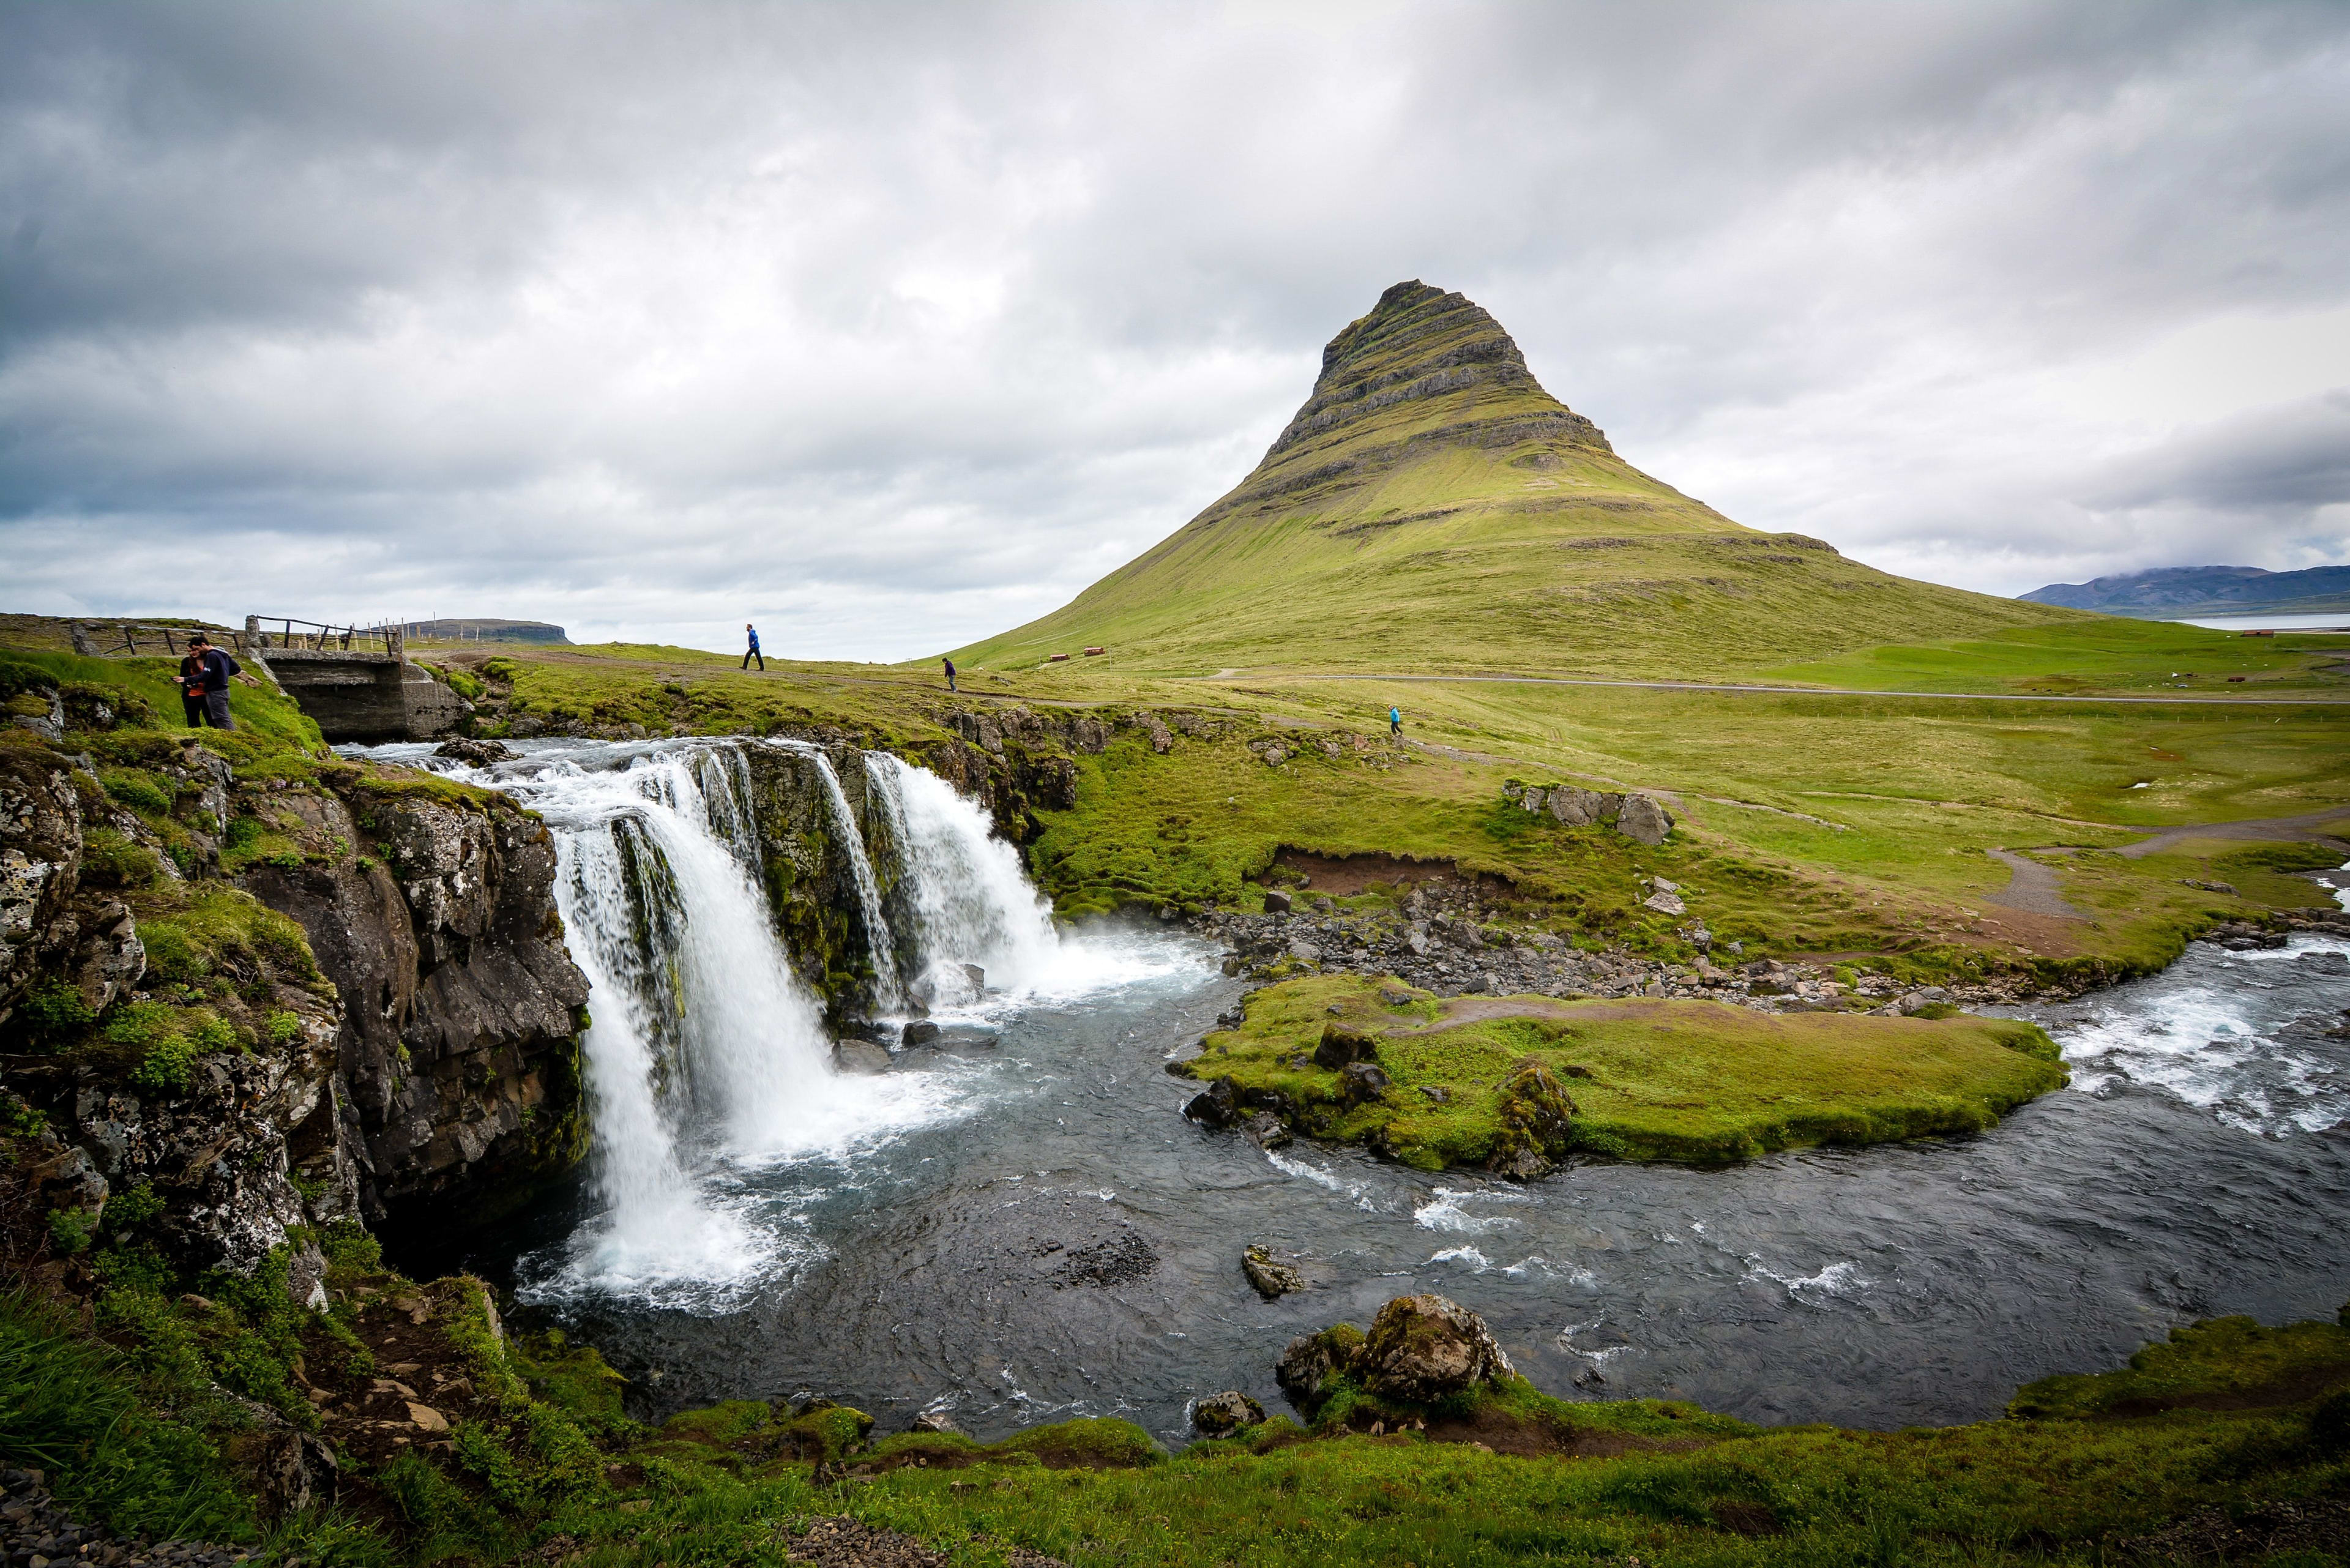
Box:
[69,615,469,741]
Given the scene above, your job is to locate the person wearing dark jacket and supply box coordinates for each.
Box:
[175,635,241,730]
[942,657,957,692]
[742,624,764,671]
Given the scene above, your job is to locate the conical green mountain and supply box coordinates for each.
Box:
[955,281,2078,677]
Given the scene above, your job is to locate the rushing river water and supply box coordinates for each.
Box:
[362,739,2350,1448]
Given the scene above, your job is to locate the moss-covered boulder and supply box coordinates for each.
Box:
[1358,1294,1514,1404]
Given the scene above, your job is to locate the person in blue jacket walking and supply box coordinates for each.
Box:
[742,623,764,671]
[1389,705,1402,738]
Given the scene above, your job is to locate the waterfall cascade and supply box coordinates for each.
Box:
[865,750,1060,1005]
[427,736,1083,1303]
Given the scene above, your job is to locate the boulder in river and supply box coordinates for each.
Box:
[433,736,516,766]
[1242,1110,1291,1151]
[901,1020,942,1047]
[1243,1244,1305,1299]
[910,1409,961,1435]
[1359,1293,1514,1402]
[1184,1075,1240,1127]
[1193,1391,1266,1436]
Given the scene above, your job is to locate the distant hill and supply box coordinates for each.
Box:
[2021,565,2350,618]
[401,618,570,644]
[952,282,2081,676]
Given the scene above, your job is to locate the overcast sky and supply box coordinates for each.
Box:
[4,1,2347,659]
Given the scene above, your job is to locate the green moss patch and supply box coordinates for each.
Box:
[2011,1315,2350,1420]
[1181,974,2067,1168]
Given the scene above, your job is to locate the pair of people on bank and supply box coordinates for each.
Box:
[174,633,256,729]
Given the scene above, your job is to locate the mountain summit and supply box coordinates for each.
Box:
[955,283,2075,676]
[1258,279,1608,469]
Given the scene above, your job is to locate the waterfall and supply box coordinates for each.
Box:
[453,741,961,1304]
[767,741,901,1010]
[865,750,1061,1003]
[396,733,1171,1304]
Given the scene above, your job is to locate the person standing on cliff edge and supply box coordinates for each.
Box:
[742,623,763,672]
[943,657,957,692]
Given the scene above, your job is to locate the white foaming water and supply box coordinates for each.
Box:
[1413,1185,1531,1234]
[1265,1149,1381,1212]
[862,750,1194,1015]
[1745,1258,1871,1302]
[442,742,974,1308]
[2048,935,2350,1137]
[865,751,1060,1000]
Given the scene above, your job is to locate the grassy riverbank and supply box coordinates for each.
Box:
[5,1244,2344,1568]
[1173,974,2068,1168]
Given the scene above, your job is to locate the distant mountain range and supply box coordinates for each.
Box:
[2020,565,2350,618]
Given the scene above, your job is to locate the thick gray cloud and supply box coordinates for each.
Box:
[3,0,2346,656]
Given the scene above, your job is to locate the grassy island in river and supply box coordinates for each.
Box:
[1174,974,2068,1168]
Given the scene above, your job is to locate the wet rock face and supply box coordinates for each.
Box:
[739,743,887,1017]
[242,785,589,1231]
[1358,1293,1513,1403]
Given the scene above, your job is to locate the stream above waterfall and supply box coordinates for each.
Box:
[353,739,2350,1450]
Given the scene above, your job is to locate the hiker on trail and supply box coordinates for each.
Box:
[174,633,248,730]
[742,623,764,672]
[943,657,957,692]
[1389,705,1403,739]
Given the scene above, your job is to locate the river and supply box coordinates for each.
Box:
[358,738,2350,1448]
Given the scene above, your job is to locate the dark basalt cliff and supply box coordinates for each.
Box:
[1,690,588,1283]
[239,782,588,1231]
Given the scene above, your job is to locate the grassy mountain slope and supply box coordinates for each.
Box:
[952,281,2084,677]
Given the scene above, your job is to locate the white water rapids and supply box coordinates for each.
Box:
[406,736,1183,1310]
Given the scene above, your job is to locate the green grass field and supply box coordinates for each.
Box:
[194,619,2338,984]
